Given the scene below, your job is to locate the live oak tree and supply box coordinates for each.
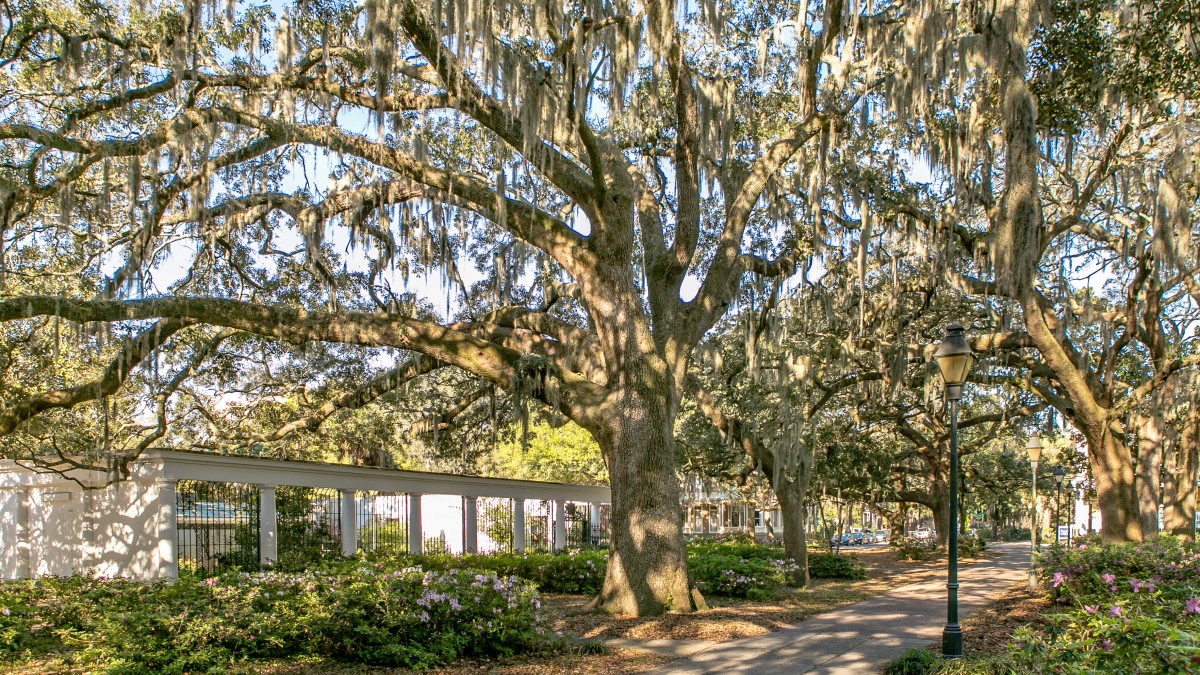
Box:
[866,0,1200,542]
[0,0,901,615]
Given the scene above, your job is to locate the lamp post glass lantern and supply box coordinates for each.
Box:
[1025,436,1042,589]
[934,323,974,659]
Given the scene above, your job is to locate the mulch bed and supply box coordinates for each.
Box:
[957,583,1056,655]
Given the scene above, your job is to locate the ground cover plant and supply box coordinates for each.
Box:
[0,565,544,673]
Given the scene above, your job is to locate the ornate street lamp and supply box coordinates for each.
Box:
[1025,436,1042,589]
[934,322,974,660]
[1053,467,1066,543]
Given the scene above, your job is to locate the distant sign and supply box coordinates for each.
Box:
[1057,525,1071,540]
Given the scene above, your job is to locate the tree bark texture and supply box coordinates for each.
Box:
[1135,394,1168,536]
[775,469,812,587]
[589,375,698,615]
[1163,402,1200,539]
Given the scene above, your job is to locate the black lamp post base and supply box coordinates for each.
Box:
[942,626,963,659]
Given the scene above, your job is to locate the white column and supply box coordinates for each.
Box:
[259,485,277,566]
[589,503,601,545]
[407,493,423,554]
[463,497,478,554]
[553,500,567,551]
[154,480,179,579]
[15,487,32,578]
[340,489,357,558]
[513,498,526,553]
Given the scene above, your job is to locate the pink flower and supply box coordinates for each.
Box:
[1130,579,1144,593]
[1052,572,1066,588]
[1108,605,1122,618]
[204,578,218,586]
[1185,598,1200,616]
[1100,639,1113,651]
[1083,605,1099,614]
[1100,573,1115,585]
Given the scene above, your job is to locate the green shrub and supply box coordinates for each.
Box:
[928,654,1017,674]
[808,552,867,580]
[373,549,608,595]
[687,539,783,561]
[893,536,938,560]
[884,648,1014,675]
[1008,527,1031,542]
[883,647,937,675]
[958,532,987,558]
[687,553,787,600]
[1008,534,1200,673]
[1010,611,1200,674]
[0,565,544,672]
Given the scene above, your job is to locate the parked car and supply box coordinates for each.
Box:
[911,528,934,540]
[869,529,889,544]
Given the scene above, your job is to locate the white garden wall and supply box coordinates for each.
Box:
[0,450,610,581]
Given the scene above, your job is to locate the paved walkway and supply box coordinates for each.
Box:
[648,541,1029,675]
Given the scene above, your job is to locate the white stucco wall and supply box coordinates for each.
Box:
[1,451,610,580]
[0,487,25,577]
[86,480,176,580]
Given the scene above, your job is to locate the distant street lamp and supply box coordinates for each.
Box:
[1025,436,1042,589]
[1053,467,1066,543]
[934,322,974,660]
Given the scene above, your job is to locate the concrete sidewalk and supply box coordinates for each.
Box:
[649,541,1029,675]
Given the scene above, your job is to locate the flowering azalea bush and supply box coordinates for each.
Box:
[687,552,784,600]
[1008,535,1200,673]
[0,565,544,672]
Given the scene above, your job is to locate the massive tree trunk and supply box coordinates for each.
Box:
[1163,402,1200,539]
[1135,397,1168,536]
[775,469,812,587]
[590,375,698,615]
[1087,426,1142,542]
[887,504,908,541]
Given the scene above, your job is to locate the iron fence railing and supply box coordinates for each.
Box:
[276,486,342,563]
[176,480,260,571]
[476,497,513,554]
[357,492,409,555]
[524,500,551,553]
[177,483,607,567]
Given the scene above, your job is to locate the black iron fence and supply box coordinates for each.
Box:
[357,492,409,554]
[176,484,606,569]
[176,480,260,571]
[524,500,551,553]
[476,497,513,554]
[276,486,342,564]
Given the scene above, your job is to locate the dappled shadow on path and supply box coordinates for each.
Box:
[649,543,1028,675]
